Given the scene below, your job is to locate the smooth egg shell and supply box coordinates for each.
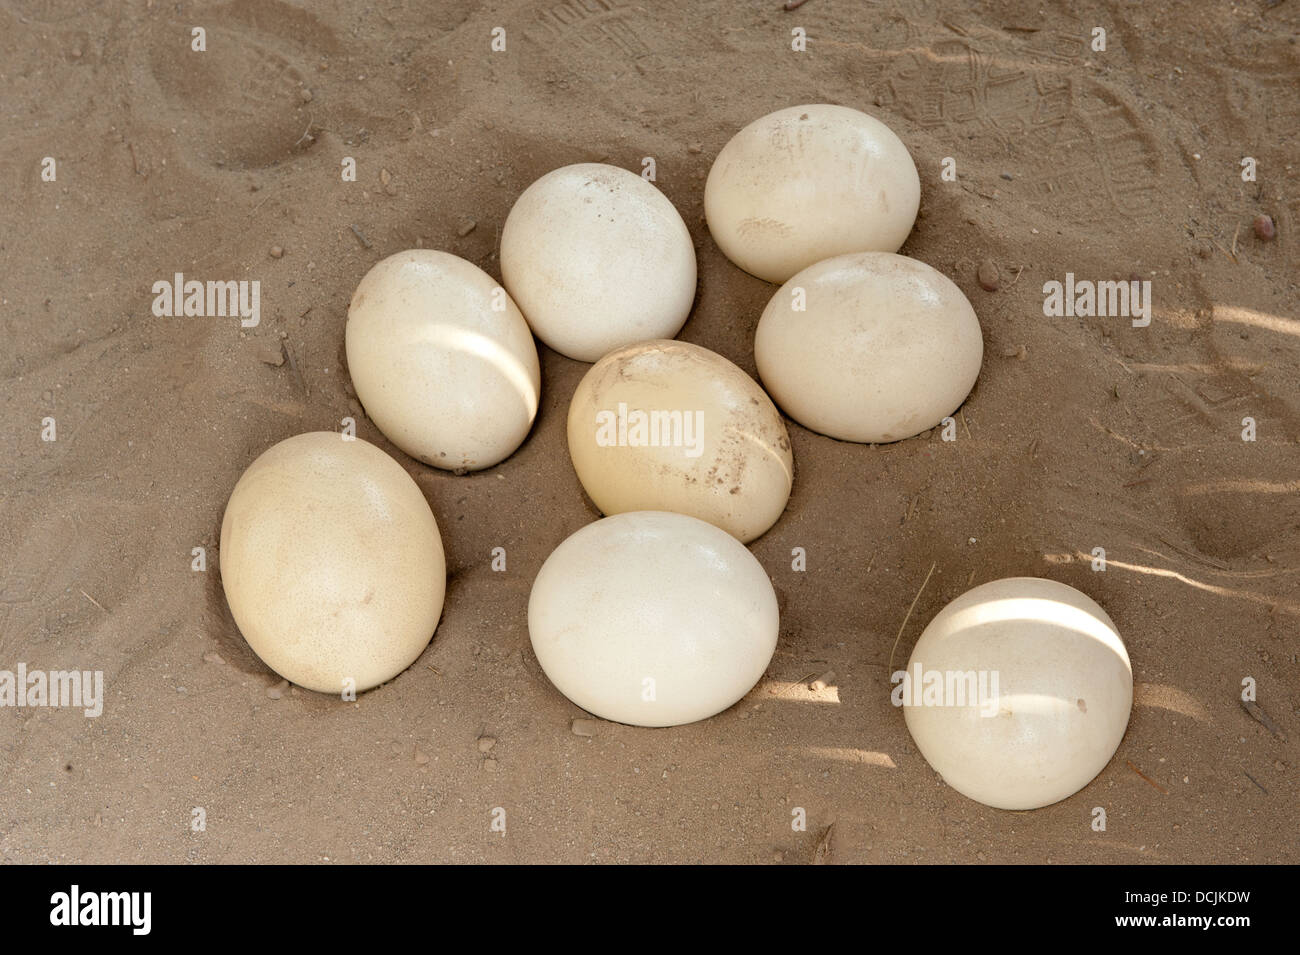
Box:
[345,249,541,471]
[528,511,779,727]
[566,340,793,543]
[500,163,697,362]
[705,103,920,283]
[902,577,1132,810]
[755,251,982,443]
[220,431,446,694]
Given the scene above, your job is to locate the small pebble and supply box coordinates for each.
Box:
[457,219,477,237]
[977,259,1000,291]
[809,670,836,692]
[999,172,1013,181]
[256,342,285,367]
[202,651,225,665]
[477,736,497,753]
[414,748,430,766]
[483,757,498,772]
[269,245,284,259]
[266,680,288,700]
[380,168,392,187]
[571,717,600,737]
[1253,213,1275,241]
[687,143,702,154]
[1002,344,1027,360]
[299,88,313,104]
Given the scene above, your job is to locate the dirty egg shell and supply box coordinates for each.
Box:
[345,249,541,471]
[566,340,793,543]
[755,252,983,443]
[500,163,697,362]
[220,432,446,694]
[705,104,920,283]
[902,577,1132,811]
[528,511,779,727]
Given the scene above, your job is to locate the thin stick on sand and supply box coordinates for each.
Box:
[888,561,936,673]
[1126,760,1169,795]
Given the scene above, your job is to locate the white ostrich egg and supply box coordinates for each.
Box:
[566,339,793,543]
[220,431,446,694]
[705,103,920,283]
[345,249,541,471]
[755,251,983,443]
[500,163,697,362]
[901,577,1133,810]
[528,511,779,726]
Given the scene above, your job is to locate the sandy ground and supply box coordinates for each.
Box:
[1,0,1298,864]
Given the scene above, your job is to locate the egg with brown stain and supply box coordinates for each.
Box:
[567,340,793,543]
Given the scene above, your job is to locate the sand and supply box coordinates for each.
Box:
[1,0,1297,863]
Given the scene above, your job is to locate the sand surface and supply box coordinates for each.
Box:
[2,0,1297,863]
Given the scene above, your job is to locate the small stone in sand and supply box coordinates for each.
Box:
[414,748,430,765]
[977,259,1000,291]
[269,245,284,259]
[457,219,477,237]
[571,718,600,737]
[300,88,313,104]
[1253,214,1275,241]
[483,757,498,772]
[1002,344,1027,360]
[687,143,702,154]
[202,651,226,665]
[380,168,392,187]
[1000,172,1013,181]
[256,342,285,367]
[809,670,836,692]
[477,736,497,753]
[266,680,288,700]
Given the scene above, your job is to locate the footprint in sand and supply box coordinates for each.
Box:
[0,517,107,652]
[521,0,657,72]
[140,0,340,170]
[874,33,1166,224]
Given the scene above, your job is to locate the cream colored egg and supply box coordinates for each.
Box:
[705,104,921,283]
[500,163,697,362]
[528,511,779,727]
[566,340,793,543]
[901,577,1132,810]
[220,431,446,695]
[345,249,541,472]
[755,251,982,443]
